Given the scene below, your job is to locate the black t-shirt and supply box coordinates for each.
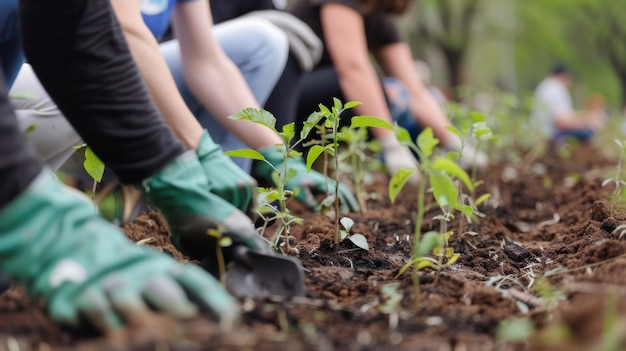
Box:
[210,0,277,24]
[289,0,402,66]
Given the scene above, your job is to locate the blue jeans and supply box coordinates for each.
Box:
[553,128,594,142]
[161,17,288,173]
[0,0,24,89]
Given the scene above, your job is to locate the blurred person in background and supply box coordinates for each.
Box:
[532,64,605,143]
[289,0,488,184]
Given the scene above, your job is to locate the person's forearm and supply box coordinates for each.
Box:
[110,0,202,149]
[182,53,282,150]
[335,63,395,139]
[554,112,591,130]
[375,43,452,143]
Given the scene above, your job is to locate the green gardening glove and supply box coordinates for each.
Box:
[140,151,272,266]
[253,146,360,213]
[196,130,257,216]
[0,170,237,334]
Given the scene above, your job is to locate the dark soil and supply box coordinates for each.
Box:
[3,143,626,351]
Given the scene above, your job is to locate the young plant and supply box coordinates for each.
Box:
[205,227,233,285]
[389,126,474,309]
[338,217,369,251]
[601,139,626,215]
[225,107,322,251]
[337,126,380,212]
[305,98,395,244]
[74,144,105,204]
[395,230,461,279]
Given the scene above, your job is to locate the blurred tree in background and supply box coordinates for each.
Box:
[401,0,626,109]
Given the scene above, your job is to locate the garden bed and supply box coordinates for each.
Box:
[1,143,626,350]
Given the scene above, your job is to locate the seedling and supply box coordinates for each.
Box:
[395,230,461,277]
[337,126,381,212]
[338,217,369,251]
[305,98,395,244]
[601,139,626,215]
[74,144,105,205]
[378,282,402,330]
[225,108,322,250]
[389,126,475,309]
[205,227,233,285]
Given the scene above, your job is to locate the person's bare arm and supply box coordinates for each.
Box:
[171,1,282,149]
[553,111,594,130]
[110,0,203,149]
[373,42,452,143]
[319,3,394,139]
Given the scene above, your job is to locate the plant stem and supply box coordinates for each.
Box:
[611,144,625,215]
[333,126,341,246]
[352,152,367,212]
[412,172,427,310]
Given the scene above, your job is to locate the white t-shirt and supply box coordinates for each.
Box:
[532,77,573,137]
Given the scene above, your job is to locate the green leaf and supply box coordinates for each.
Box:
[350,116,394,130]
[348,233,369,251]
[444,125,461,137]
[417,127,439,158]
[496,318,535,342]
[429,173,459,209]
[344,100,362,110]
[333,97,343,113]
[306,145,327,172]
[301,111,325,140]
[396,256,439,278]
[318,104,331,117]
[278,123,295,145]
[227,107,276,130]
[416,231,441,257]
[431,157,474,192]
[84,147,105,183]
[24,123,38,134]
[446,253,460,266]
[286,167,299,181]
[219,236,233,247]
[340,217,354,232]
[475,193,491,206]
[223,149,266,161]
[469,111,487,122]
[388,168,416,203]
[395,126,413,146]
[339,230,348,241]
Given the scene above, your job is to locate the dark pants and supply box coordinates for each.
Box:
[0,0,23,88]
[264,53,304,128]
[0,0,186,207]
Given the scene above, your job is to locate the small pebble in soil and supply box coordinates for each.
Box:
[503,243,531,261]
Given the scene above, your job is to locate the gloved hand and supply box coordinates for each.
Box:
[253,146,360,213]
[379,134,421,186]
[196,129,257,216]
[140,151,271,266]
[442,136,489,172]
[0,170,237,334]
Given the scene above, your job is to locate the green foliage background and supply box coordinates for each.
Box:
[400,0,626,110]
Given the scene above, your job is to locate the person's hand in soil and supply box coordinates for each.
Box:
[140,151,272,263]
[0,170,238,334]
[196,129,257,216]
[253,146,360,213]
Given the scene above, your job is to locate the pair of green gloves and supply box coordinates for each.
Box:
[0,130,358,334]
[198,130,360,215]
